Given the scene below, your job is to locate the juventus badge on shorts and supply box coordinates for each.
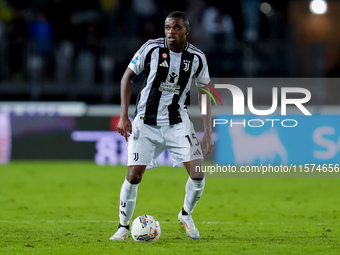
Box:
[133,153,139,161]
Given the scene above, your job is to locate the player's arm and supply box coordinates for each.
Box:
[117,67,136,142]
[198,88,214,156]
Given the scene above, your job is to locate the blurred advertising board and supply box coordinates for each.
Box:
[0,113,11,164]
[214,114,340,165]
[8,114,173,166]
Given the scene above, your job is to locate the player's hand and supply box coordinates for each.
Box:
[202,132,214,156]
[117,116,132,142]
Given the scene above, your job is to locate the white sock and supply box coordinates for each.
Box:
[119,178,138,226]
[183,177,205,215]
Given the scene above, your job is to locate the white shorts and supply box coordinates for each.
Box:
[127,118,203,169]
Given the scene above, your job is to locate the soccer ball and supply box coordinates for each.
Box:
[131,215,161,242]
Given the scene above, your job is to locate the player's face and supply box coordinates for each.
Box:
[164,17,190,52]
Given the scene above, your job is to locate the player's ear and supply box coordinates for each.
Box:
[186,27,190,36]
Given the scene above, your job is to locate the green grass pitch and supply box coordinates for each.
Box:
[0,161,339,255]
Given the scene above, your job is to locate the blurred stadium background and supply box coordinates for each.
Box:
[0,0,339,164]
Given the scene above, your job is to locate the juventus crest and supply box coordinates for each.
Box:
[183,60,190,72]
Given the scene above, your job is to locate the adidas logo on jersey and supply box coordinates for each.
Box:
[193,149,202,156]
[159,60,169,67]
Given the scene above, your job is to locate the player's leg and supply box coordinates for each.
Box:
[177,159,205,239]
[183,159,205,214]
[179,121,205,215]
[165,120,205,239]
[110,119,162,241]
[110,165,146,241]
[120,165,147,225]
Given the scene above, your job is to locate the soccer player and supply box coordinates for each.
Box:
[110,11,214,240]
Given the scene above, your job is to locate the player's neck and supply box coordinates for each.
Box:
[167,42,186,53]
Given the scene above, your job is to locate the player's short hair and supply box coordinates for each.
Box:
[166,11,189,27]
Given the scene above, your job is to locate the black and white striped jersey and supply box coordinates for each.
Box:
[128,37,210,126]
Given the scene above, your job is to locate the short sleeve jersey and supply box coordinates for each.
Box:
[128,37,210,126]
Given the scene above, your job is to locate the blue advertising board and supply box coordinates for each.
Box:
[215,115,340,165]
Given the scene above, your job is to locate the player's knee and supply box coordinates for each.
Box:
[190,171,205,181]
[126,173,142,184]
[126,166,146,184]
[185,159,204,180]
